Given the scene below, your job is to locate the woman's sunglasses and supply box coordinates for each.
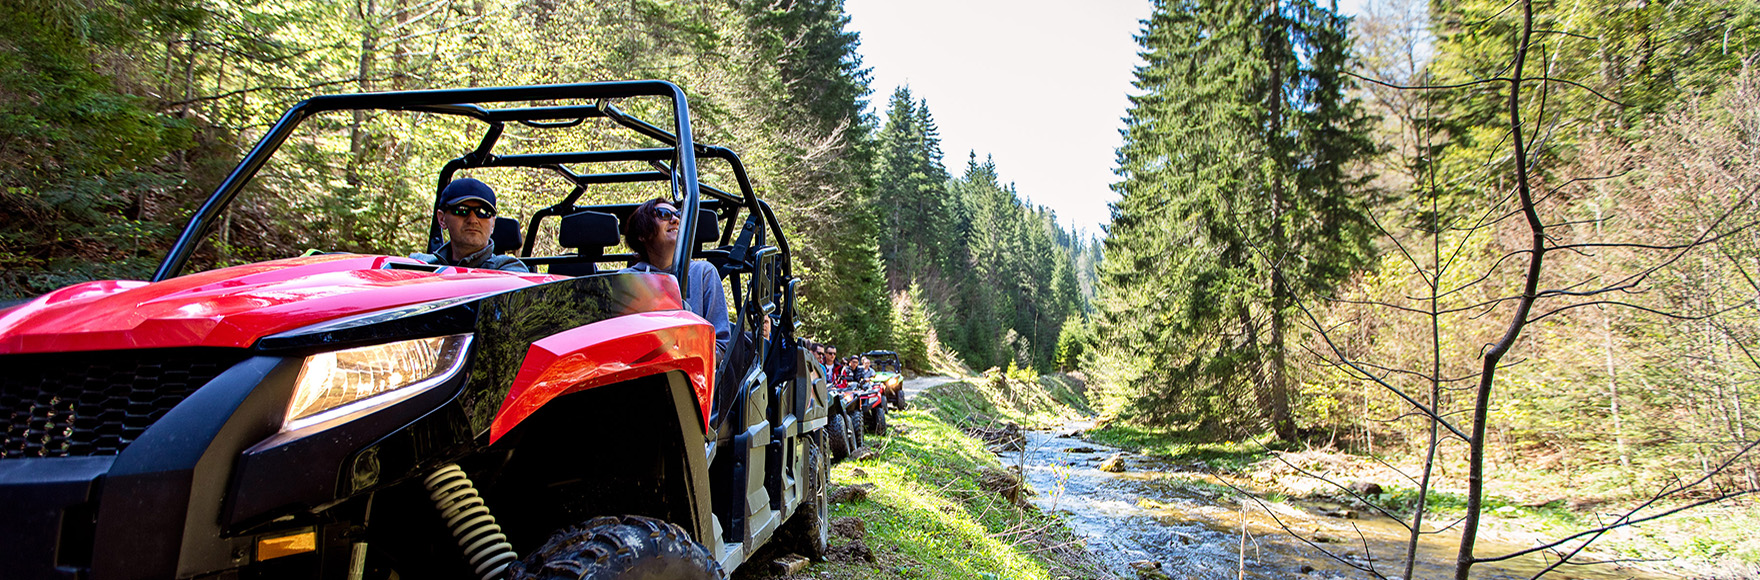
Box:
[445,204,496,219]
[654,206,682,221]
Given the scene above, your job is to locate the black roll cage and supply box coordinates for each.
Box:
[152,80,794,298]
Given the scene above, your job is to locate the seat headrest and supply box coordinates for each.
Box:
[559,210,620,249]
[696,208,719,244]
[491,217,522,255]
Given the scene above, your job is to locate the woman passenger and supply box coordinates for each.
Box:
[622,198,731,359]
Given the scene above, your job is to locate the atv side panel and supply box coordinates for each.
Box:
[488,309,715,442]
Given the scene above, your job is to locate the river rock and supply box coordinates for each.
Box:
[1128,560,1171,580]
[1099,453,1128,473]
[772,553,810,574]
[1066,446,1098,453]
[1348,480,1384,496]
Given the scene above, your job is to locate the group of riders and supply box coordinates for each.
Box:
[802,341,879,390]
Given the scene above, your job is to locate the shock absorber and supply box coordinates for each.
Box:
[423,464,519,580]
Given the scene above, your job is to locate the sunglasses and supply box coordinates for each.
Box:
[654,206,682,221]
[445,204,496,219]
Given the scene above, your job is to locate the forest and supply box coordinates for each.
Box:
[4,0,1759,575]
[0,0,1089,366]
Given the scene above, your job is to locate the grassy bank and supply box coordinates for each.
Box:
[742,372,1112,580]
[917,369,1094,429]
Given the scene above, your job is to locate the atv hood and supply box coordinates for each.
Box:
[0,255,556,354]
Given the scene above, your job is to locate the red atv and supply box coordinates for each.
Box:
[813,361,863,462]
[828,360,887,440]
[0,82,830,580]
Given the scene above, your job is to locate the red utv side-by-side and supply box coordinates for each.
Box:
[0,81,831,580]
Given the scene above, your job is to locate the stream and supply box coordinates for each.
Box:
[1011,424,1677,580]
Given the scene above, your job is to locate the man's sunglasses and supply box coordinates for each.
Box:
[445,204,496,219]
[654,206,682,221]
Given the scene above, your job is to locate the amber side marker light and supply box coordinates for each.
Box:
[257,530,317,561]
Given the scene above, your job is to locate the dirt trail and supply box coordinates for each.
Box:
[900,375,957,404]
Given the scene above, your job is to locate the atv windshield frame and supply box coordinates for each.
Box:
[860,350,900,374]
[153,80,793,299]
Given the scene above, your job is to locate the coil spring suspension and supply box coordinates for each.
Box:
[423,464,518,580]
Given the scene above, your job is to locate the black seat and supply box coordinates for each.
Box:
[491,217,522,255]
[695,208,720,244]
[550,210,619,276]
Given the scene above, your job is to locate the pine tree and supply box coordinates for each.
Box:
[1092,0,1374,439]
[735,0,889,350]
[874,87,953,287]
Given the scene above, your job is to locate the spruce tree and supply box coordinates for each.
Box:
[1094,0,1374,439]
[874,87,953,287]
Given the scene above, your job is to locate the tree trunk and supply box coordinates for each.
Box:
[1457,4,1539,579]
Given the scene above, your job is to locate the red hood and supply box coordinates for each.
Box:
[0,255,562,354]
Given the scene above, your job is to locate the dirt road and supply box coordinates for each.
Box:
[900,375,958,405]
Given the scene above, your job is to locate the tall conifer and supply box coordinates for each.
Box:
[1094,0,1373,438]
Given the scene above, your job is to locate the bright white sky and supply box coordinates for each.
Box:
[844,0,1371,238]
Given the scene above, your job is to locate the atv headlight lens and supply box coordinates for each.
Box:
[283,334,472,432]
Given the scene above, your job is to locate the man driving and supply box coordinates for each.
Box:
[411,178,528,272]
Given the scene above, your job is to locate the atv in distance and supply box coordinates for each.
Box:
[0,81,829,580]
[861,350,907,411]
[828,357,886,438]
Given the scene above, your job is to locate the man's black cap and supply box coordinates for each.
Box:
[440,178,497,208]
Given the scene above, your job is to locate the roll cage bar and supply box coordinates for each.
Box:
[152,80,793,299]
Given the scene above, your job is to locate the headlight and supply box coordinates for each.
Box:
[283,334,473,432]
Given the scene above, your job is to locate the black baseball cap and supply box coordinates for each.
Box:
[440,178,497,208]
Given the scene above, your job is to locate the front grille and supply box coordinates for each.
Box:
[1,349,250,458]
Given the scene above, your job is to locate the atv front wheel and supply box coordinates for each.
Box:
[848,408,864,451]
[828,412,851,461]
[512,515,720,580]
[868,404,888,436]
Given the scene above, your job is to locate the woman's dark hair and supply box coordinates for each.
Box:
[623,197,674,263]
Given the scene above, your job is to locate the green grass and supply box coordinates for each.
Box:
[793,412,1105,580]
[916,371,1093,429]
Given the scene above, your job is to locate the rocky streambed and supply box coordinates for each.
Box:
[1006,424,1677,580]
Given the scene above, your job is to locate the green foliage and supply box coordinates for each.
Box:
[0,0,197,297]
[1090,0,1375,440]
[868,91,1086,371]
[889,282,934,372]
[1052,313,1089,371]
